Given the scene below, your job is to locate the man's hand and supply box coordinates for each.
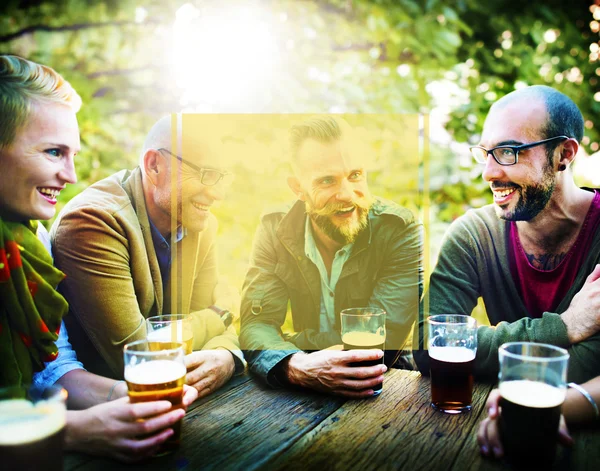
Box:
[184,349,236,399]
[64,385,198,463]
[477,389,573,459]
[561,264,600,344]
[283,350,387,398]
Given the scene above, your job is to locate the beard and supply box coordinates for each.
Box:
[494,162,556,221]
[305,196,373,245]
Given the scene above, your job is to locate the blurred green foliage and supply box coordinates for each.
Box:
[1,0,599,304]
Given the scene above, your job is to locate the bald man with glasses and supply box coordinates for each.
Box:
[51,116,244,398]
[414,85,600,383]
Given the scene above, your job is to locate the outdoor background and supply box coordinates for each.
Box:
[2,0,600,326]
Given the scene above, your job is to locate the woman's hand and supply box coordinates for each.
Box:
[64,384,198,462]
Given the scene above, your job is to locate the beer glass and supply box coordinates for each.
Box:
[0,385,67,471]
[146,314,194,354]
[427,314,477,413]
[498,342,569,468]
[341,307,386,396]
[123,340,187,455]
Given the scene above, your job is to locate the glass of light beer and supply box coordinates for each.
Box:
[146,314,194,354]
[427,314,477,413]
[341,307,386,396]
[123,340,187,455]
[498,342,569,468]
[0,385,67,471]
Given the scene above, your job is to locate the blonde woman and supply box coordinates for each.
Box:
[0,54,197,462]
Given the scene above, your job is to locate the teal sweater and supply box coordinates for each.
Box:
[414,197,600,383]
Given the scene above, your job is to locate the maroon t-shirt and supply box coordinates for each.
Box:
[509,190,600,318]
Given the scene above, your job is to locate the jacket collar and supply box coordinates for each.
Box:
[122,167,164,314]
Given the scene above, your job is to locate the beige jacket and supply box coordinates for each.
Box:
[51,167,242,378]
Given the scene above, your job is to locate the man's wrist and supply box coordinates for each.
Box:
[283,352,306,386]
[208,305,233,327]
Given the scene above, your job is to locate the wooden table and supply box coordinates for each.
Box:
[64,369,600,470]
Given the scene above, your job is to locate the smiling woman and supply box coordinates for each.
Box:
[0,56,81,222]
[0,55,198,464]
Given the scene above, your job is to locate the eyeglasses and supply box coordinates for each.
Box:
[157,148,234,186]
[469,136,569,166]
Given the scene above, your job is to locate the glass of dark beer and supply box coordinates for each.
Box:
[341,307,386,396]
[0,385,67,471]
[427,314,477,413]
[124,340,187,455]
[498,342,569,468]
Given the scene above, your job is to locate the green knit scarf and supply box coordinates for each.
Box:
[0,218,68,387]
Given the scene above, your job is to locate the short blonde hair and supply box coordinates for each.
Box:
[0,55,82,149]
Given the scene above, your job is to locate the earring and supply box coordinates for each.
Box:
[558,164,566,171]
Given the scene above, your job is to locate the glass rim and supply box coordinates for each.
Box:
[146,314,192,324]
[340,307,386,317]
[124,339,185,356]
[499,342,569,362]
[427,314,476,326]
[0,384,68,403]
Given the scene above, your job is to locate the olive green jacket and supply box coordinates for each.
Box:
[50,168,243,378]
[240,198,423,386]
[414,196,600,383]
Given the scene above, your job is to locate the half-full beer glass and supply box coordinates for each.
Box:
[341,307,386,396]
[0,385,67,471]
[123,340,187,455]
[146,314,194,354]
[498,342,569,468]
[427,314,477,413]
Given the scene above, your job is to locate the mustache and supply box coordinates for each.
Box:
[308,200,370,217]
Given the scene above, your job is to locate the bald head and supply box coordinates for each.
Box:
[140,116,176,167]
[490,85,584,144]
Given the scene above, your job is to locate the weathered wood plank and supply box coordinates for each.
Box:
[265,369,493,471]
[66,375,345,471]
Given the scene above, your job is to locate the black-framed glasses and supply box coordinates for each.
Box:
[469,135,569,166]
[157,148,234,186]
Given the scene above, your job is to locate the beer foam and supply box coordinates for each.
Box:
[341,331,385,347]
[428,346,476,363]
[148,325,184,342]
[125,359,186,385]
[0,399,65,445]
[500,380,566,408]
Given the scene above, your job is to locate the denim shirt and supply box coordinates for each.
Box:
[32,223,84,387]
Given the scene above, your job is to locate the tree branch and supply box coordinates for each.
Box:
[0,20,160,43]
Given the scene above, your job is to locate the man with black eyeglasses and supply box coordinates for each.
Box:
[414,85,600,383]
[50,116,244,398]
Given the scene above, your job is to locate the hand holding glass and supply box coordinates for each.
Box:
[123,340,187,455]
[498,342,569,468]
[341,307,386,396]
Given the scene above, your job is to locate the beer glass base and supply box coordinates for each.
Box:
[431,402,472,414]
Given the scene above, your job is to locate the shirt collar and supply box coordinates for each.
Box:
[148,218,185,248]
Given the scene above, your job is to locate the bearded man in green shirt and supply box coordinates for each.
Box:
[414,85,600,383]
[240,116,423,397]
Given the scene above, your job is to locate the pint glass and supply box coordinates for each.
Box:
[427,315,477,413]
[0,385,67,471]
[123,340,187,455]
[498,342,569,468]
[146,314,194,354]
[341,307,386,396]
